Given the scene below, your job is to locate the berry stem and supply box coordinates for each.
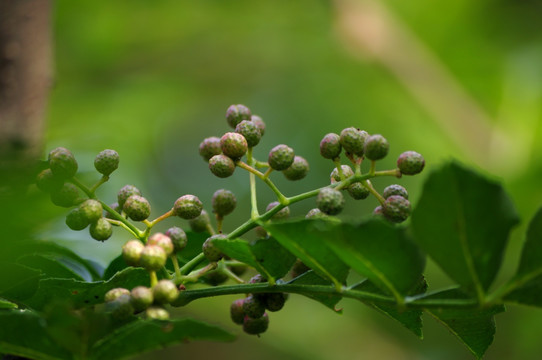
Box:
[221,266,245,284]
[216,214,224,233]
[149,271,158,287]
[362,179,386,205]
[89,175,109,194]
[247,148,260,220]
[104,218,140,238]
[148,209,174,227]
[99,200,144,240]
[179,253,207,276]
[178,262,218,284]
[254,160,269,168]
[333,157,345,180]
[369,160,377,176]
[236,160,287,203]
[262,167,273,179]
[374,169,402,178]
[69,177,94,198]
[171,255,181,279]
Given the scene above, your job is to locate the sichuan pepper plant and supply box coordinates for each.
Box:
[1,104,541,360]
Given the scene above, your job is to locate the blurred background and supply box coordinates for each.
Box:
[5,0,542,358]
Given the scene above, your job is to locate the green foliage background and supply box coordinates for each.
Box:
[20,0,542,359]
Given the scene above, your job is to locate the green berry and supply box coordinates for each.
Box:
[226,104,252,128]
[152,280,179,305]
[305,208,327,219]
[364,134,389,160]
[48,147,78,179]
[316,188,345,215]
[148,233,174,256]
[266,201,290,220]
[173,194,203,219]
[212,189,237,217]
[220,132,248,159]
[235,120,262,147]
[347,182,370,200]
[291,259,310,278]
[383,184,408,199]
[166,226,188,251]
[202,234,226,262]
[251,115,266,136]
[146,306,170,320]
[268,144,295,171]
[199,137,222,161]
[79,199,103,223]
[243,313,269,335]
[188,210,211,233]
[397,151,425,175]
[89,218,113,241]
[242,295,266,319]
[319,133,342,159]
[209,154,236,178]
[94,149,119,176]
[65,207,90,231]
[203,270,229,286]
[105,294,134,320]
[117,185,142,210]
[50,183,81,208]
[122,240,144,266]
[382,195,411,223]
[264,292,287,312]
[282,156,309,181]
[36,168,63,193]
[340,127,368,156]
[130,286,154,313]
[231,299,246,325]
[123,195,151,221]
[139,245,167,271]
[330,165,354,183]
[104,288,130,303]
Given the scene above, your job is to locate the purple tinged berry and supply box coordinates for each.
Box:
[266,201,290,220]
[209,154,236,178]
[50,183,81,208]
[122,240,144,266]
[202,234,226,262]
[140,245,167,271]
[268,144,295,171]
[212,189,237,217]
[146,306,170,320]
[340,127,368,156]
[79,199,103,223]
[199,137,222,161]
[130,286,153,313]
[397,151,425,175]
[89,218,113,241]
[305,208,327,219]
[220,132,248,159]
[251,115,266,136]
[330,165,354,183]
[319,133,342,159]
[364,134,389,160]
[382,195,411,223]
[36,168,63,193]
[94,149,119,176]
[226,104,252,128]
[117,185,142,210]
[317,188,345,215]
[236,120,262,148]
[373,205,384,217]
[148,233,174,256]
[242,295,266,319]
[188,210,211,233]
[48,147,78,179]
[243,313,269,335]
[165,226,188,251]
[123,195,151,221]
[65,207,90,231]
[231,299,246,325]
[347,182,370,200]
[152,280,179,305]
[173,194,203,219]
[383,184,408,200]
[282,156,309,181]
[264,293,287,312]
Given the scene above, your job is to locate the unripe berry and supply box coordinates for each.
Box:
[243,313,269,335]
[305,208,327,219]
[266,201,290,220]
[199,136,222,161]
[347,182,370,200]
[146,306,170,320]
[65,207,90,231]
[220,132,248,159]
[230,299,246,325]
[50,183,81,208]
[94,149,119,176]
[117,185,142,210]
[79,199,103,223]
[317,188,345,215]
[226,104,252,128]
[188,210,211,233]
[139,245,167,271]
[264,292,287,312]
[173,194,203,219]
[319,133,342,159]
[212,189,237,217]
[48,147,78,179]
[152,280,179,305]
[330,165,354,183]
[235,120,262,147]
[122,240,144,266]
[251,115,266,136]
[364,134,389,160]
[209,154,236,178]
[36,168,63,193]
[148,233,174,256]
[340,127,368,156]
[383,184,408,200]
[123,195,151,221]
[166,226,188,252]
[282,156,309,181]
[268,144,295,171]
[105,294,134,320]
[242,295,266,319]
[89,218,113,241]
[383,195,411,223]
[202,234,226,262]
[130,286,154,313]
[397,151,425,175]
[104,288,130,302]
[204,270,229,286]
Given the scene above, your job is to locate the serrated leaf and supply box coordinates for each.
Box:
[88,318,235,360]
[102,255,129,280]
[287,270,343,313]
[411,161,519,297]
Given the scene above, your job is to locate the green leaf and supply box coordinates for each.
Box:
[287,270,343,313]
[213,237,296,281]
[17,254,85,281]
[424,289,505,359]
[88,318,235,360]
[411,161,519,298]
[0,262,42,301]
[265,220,350,288]
[178,231,209,264]
[102,255,128,280]
[0,297,18,309]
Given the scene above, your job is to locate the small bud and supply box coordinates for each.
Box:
[266,201,290,220]
[166,226,188,252]
[364,134,389,160]
[316,188,345,215]
[173,194,203,219]
[117,185,142,210]
[130,286,154,313]
[230,298,246,325]
[36,168,63,193]
[48,147,78,179]
[330,165,354,183]
[146,306,170,320]
[251,115,266,136]
[319,133,342,159]
[122,240,145,266]
[94,149,119,176]
[397,151,425,175]
[89,218,113,241]
[220,132,248,159]
[199,137,222,161]
[347,182,370,200]
[382,195,411,223]
[242,295,266,319]
[226,104,252,128]
[383,184,408,200]
[104,288,130,303]
[65,207,90,231]
[202,234,226,262]
[50,183,81,208]
[340,127,368,156]
[79,199,103,223]
[243,313,269,335]
[148,233,174,256]
[152,280,179,305]
[139,245,167,271]
[123,195,151,221]
[282,156,309,181]
[236,120,262,147]
[268,144,295,171]
[188,210,211,233]
[212,189,237,217]
[209,154,236,178]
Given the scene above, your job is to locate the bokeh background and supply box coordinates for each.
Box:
[24,0,542,359]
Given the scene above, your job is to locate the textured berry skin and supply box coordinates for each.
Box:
[105,294,134,320]
[166,226,188,251]
[48,147,78,179]
[50,183,80,208]
[209,154,236,178]
[140,245,167,271]
[152,280,179,304]
[317,188,345,215]
[347,182,370,200]
[199,137,222,161]
[122,240,145,266]
[146,306,170,320]
[188,210,211,233]
[79,199,103,223]
[202,234,226,262]
[220,132,248,159]
[204,270,229,286]
[173,194,203,220]
[89,218,113,241]
[148,233,174,256]
[305,208,326,219]
[212,189,237,217]
[242,295,266,319]
[319,133,342,159]
[383,195,411,223]
[226,104,252,128]
[330,165,354,183]
[340,127,368,156]
[243,313,269,335]
[251,115,266,136]
[130,286,154,313]
[36,168,63,193]
[104,288,130,302]
[266,201,290,220]
[236,120,262,147]
[94,149,119,176]
[117,185,142,210]
[383,184,409,200]
[264,292,287,312]
[373,205,384,216]
[282,156,309,181]
[397,151,425,175]
[268,144,295,171]
[230,299,246,325]
[123,195,151,221]
[364,134,389,160]
[65,207,90,231]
